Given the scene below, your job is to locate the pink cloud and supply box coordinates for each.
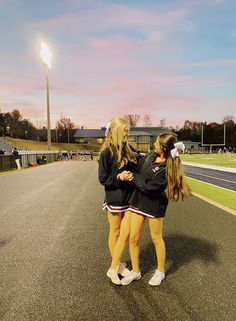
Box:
[28,2,191,40]
[90,36,136,55]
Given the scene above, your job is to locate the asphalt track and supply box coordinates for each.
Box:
[0,161,235,321]
[184,164,236,191]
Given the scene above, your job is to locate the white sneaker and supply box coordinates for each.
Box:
[121,270,141,285]
[107,269,121,285]
[148,270,165,286]
[117,262,130,277]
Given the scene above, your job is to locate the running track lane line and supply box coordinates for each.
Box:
[185,170,236,185]
[192,191,236,216]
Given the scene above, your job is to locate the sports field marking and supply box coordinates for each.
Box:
[185,170,236,185]
[186,177,236,214]
[192,192,236,216]
[183,161,236,173]
[187,176,236,194]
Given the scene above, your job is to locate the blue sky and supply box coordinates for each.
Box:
[0,0,235,128]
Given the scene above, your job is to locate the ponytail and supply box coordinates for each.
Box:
[158,133,192,201]
[166,157,192,201]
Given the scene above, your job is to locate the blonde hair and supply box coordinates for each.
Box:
[158,133,192,201]
[100,117,137,168]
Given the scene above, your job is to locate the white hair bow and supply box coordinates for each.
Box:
[105,122,111,137]
[170,142,185,160]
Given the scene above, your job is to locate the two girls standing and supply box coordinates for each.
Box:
[99,118,191,286]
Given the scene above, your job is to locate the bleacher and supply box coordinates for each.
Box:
[0,141,14,154]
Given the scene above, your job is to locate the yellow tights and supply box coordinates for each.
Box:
[107,211,123,258]
[110,211,131,268]
[148,217,166,272]
[110,211,166,273]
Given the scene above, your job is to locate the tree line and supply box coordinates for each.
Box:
[0,109,76,143]
[177,117,236,147]
[123,114,236,147]
[0,109,235,146]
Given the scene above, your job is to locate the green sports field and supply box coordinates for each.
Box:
[186,177,236,211]
[181,153,236,168]
[181,154,236,213]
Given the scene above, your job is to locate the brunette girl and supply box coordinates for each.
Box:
[107,133,191,285]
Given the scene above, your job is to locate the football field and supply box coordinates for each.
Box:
[181,153,236,168]
[181,153,236,212]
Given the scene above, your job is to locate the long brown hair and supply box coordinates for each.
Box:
[158,133,192,201]
[100,117,137,168]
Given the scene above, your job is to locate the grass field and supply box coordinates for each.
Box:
[186,177,236,212]
[182,154,236,212]
[0,137,100,152]
[181,153,236,168]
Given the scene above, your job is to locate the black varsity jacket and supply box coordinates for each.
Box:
[129,152,169,218]
[98,148,138,206]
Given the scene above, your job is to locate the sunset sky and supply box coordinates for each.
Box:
[0,0,236,129]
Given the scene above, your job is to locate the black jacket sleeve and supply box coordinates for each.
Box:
[134,154,149,173]
[132,168,166,195]
[98,150,120,188]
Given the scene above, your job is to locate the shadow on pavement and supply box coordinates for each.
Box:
[111,234,220,321]
[137,233,220,276]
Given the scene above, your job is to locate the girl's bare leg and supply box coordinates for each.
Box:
[148,217,166,272]
[129,213,146,273]
[107,211,123,257]
[110,211,131,269]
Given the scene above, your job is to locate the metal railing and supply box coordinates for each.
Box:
[0,151,59,172]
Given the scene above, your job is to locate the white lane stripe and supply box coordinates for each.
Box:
[185,170,236,184]
[187,176,236,193]
[182,161,236,173]
[192,192,236,216]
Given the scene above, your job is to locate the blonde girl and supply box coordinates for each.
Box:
[98,117,138,277]
[107,133,191,285]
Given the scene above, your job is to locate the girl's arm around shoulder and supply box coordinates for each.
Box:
[133,151,157,173]
[134,152,151,173]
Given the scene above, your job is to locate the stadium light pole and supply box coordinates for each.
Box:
[40,42,52,150]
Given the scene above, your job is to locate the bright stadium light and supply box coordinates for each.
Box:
[40,41,52,68]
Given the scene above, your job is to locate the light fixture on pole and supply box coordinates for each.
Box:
[40,41,52,150]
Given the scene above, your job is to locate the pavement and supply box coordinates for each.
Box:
[0,161,235,321]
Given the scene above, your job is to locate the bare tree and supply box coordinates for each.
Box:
[56,114,75,130]
[123,114,140,127]
[222,115,235,124]
[56,114,76,143]
[143,114,152,127]
[34,119,46,129]
[159,118,166,128]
